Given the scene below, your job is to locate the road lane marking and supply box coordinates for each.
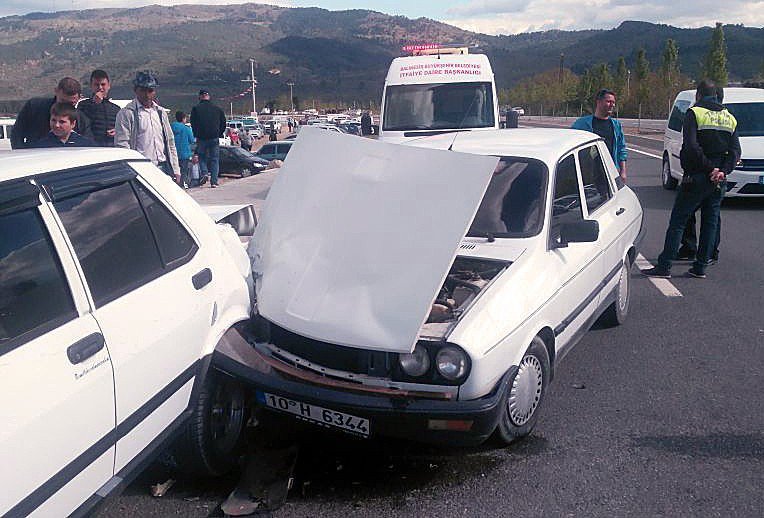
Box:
[636,253,683,297]
[627,147,662,159]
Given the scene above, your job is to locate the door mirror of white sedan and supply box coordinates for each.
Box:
[556,219,599,248]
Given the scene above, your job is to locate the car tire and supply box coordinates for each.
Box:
[240,168,251,178]
[173,371,246,477]
[662,156,678,190]
[495,336,550,445]
[601,257,631,326]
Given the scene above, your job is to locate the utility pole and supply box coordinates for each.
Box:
[242,58,258,117]
[286,80,295,112]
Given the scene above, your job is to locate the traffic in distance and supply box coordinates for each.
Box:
[1,41,762,517]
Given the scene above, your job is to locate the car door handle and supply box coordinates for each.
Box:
[67,333,105,364]
[192,268,212,290]
[616,207,626,216]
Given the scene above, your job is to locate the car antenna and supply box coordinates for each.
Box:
[486,232,495,242]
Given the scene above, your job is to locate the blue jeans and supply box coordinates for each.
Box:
[658,175,723,274]
[196,138,220,185]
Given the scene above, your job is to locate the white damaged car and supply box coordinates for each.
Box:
[214,128,645,446]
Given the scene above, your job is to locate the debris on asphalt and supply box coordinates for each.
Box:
[150,478,175,497]
[572,383,586,389]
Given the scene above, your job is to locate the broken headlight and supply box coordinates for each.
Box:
[435,346,469,381]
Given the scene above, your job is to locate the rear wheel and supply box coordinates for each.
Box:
[495,337,550,445]
[662,157,678,190]
[174,371,246,477]
[601,257,631,326]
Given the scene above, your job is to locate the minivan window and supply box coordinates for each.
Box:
[55,181,164,307]
[0,208,76,349]
[383,82,495,131]
[725,102,764,137]
[667,100,692,131]
[577,145,612,214]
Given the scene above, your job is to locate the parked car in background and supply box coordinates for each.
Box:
[0,148,255,517]
[511,106,525,116]
[214,128,644,448]
[243,122,264,139]
[219,145,269,177]
[0,118,15,150]
[255,141,293,161]
[662,87,764,196]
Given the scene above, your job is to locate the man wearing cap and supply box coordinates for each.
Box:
[191,89,227,187]
[115,71,180,184]
[11,77,93,148]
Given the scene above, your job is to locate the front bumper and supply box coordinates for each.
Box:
[725,168,764,196]
[212,324,513,446]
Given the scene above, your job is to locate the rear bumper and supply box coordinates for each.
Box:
[212,325,512,446]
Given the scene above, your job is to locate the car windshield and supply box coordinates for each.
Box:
[383,82,495,131]
[725,102,764,137]
[467,157,548,239]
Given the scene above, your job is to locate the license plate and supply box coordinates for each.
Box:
[257,391,370,437]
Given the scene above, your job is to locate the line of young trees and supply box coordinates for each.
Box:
[501,23,734,119]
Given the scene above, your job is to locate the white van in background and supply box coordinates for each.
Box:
[662,87,764,196]
[379,45,499,142]
[0,118,15,150]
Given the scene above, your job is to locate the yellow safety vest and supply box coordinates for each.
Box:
[689,106,737,133]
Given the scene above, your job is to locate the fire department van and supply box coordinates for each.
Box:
[379,45,500,142]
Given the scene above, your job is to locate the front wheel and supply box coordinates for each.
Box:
[662,157,678,190]
[495,337,550,445]
[173,371,247,477]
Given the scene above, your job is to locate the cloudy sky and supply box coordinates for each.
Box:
[2,0,763,35]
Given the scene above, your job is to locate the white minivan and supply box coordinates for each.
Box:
[662,87,764,196]
[0,118,15,150]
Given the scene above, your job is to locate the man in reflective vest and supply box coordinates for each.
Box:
[644,80,740,279]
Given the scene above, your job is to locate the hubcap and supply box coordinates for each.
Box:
[662,161,670,185]
[210,382,244,454]
[508,354,544,426]
[617,263,629,312]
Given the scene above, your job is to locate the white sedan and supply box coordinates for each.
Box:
[214,128,645,446]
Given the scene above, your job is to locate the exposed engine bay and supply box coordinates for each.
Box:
[427,257,508,324]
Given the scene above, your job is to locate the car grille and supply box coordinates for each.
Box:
[737,183,764,195]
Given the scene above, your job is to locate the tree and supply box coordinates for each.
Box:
[661,39,680,87]
[635,48,650,111]
[614,57,628,102]
[704,22,728,85]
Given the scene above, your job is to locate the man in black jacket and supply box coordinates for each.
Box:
[11,77,93,149]
[644,80,741,279]
[77,69,121,146]
[190,89,227,187]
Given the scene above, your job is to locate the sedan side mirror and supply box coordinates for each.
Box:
[555,219,599,248]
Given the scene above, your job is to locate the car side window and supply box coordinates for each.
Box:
[133,181,198,267]
[577,145,612,214]
[54,181,164,307]
[0,207,77,350]
[260,145,273,155]
[667,100,692,131]
[550,154,583,242]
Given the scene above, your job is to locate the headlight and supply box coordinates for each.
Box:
[435,346,468,381]
[399,345,430,377]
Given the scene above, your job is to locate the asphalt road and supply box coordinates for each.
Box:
[104,129,763,518]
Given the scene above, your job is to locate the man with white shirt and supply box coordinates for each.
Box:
[115,71,180,183]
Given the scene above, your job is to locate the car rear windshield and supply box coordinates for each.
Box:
[725,102,764,137]
[383,82,495,131]
[467,157,548,239]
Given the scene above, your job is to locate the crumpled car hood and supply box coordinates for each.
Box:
[248,128,499,353]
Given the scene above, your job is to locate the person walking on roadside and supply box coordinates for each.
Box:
[191,89,227,188]
[571,89,628,183]
[115,71,180,184]
[77,69,120,146]
[240,126,252,151]
[11,77,93,148]
[643,80,740,279]
[360,111,372,136]
[171,111,195,188]
[32,102,96,148]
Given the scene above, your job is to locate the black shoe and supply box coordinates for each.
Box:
[199,175,209,186]
[675,248,696,261]
[687,267,707,279]
[642,266,671,279]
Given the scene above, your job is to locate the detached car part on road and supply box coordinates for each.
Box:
[0,149,255,517]
[213,128,645,446]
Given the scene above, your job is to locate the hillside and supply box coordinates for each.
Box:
[0,4,761,112]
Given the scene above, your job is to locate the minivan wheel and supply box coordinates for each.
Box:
[662,157,678,190]
[174,372,246,477]
[495,337,550,445]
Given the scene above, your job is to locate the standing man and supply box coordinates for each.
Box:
[11,77,93,148]
[571,89,628,183]
[32,102,96,148]
[191,89,227,188]
[77,69,121,146]
[171,111,195,188]
[115,71,180,184]
[360,111,372,136]
[644,80,740,279]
